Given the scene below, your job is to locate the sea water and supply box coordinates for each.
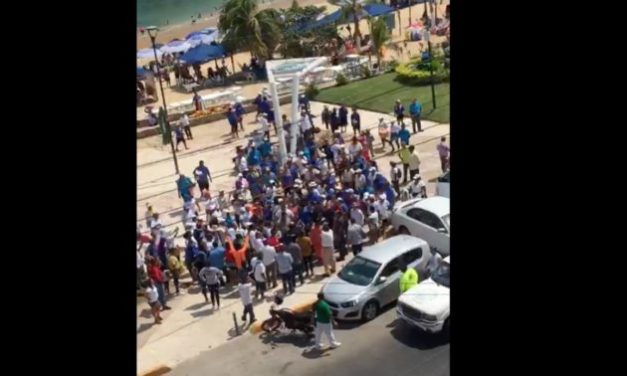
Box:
[137,0,225,27]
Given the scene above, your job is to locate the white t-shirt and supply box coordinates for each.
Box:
[180,114,190,126]
[253,260,266,282]
[411,180,426,194]
[260,117,269,133]
[300,116,312,132]
[145,286,159,303]
[390,123,401,134]
[261,245,277,266]
[321,230,334,248]
[391,166,402,182]
[347,142,362,159]
[239,283,253,306]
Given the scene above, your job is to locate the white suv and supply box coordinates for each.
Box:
[396,256,450,334]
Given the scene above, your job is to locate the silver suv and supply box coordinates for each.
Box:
[321,235,432,322]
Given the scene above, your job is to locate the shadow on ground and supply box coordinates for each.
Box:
[301,346,333,359]
[389,319,449,350]
[137,322,156,334]
[259,331,314,349]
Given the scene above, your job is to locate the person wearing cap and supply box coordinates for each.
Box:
[398,143,412,184]
[234,100,245,131]
[393,99,405,123]
[410,175,427,198]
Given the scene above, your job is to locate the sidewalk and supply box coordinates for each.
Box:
[137,100,449,234]
[137,257,355,375]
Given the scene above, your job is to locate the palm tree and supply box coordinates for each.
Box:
[368,16,392,67]
[218,0,281,60]
[329,0,374,42]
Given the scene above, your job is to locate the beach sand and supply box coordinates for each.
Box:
[137,1,449,120]
[137,0,340,49]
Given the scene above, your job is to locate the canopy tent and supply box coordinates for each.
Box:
[186,29,220,48]
[137,46,164,59]
[161,39,193,54]
[179,43,226,65]
[300,3,394,31]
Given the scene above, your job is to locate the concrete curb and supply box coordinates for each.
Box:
[249,298,318,335]
[138,365,171,376]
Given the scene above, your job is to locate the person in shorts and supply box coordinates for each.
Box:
[143,279,163,324]
[175,125,189,151]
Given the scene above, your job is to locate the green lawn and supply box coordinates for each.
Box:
[314,73,450,124]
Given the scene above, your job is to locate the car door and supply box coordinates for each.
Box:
[405,208,439,244]
[400,246,430,280]
[375,257,402,306]
[409,209,450,254]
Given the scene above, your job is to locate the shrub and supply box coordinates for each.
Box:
[304,82,319,99]
[394,58,449,85]
[336,72,348,86]
[361,65,372,79]
[387,59,400,71]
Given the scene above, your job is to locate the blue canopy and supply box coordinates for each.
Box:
[137,67,152,78]
[302,4,394,32]
[179,44,226,64]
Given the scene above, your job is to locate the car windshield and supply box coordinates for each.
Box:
[441,214,450,229]
[431,261,450,288]
[338,256,381,286]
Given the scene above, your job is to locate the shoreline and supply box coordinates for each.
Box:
[137,0,337,50]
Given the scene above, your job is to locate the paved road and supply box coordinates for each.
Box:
[169,306,449,376]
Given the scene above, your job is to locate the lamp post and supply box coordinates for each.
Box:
[146,26,180,175]
[423,27,437,109]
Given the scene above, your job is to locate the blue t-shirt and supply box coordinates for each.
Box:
[209,247,225,269]
[227,111,238,126]
[399,129,411,145]
[259,100,270,114]
[409,102,422,116]
[235,103,245,117]
[194,166,210,182]
[259,142,272,157]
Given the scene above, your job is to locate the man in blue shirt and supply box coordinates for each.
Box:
[409,98,423,133]
[193,160,212,193]
[398,123,411,146]
[227,108,239,138]
[184,231,200,281]
[209,241,227,284]
[235,101,245,132]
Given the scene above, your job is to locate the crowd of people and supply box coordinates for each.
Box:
[137,95,450,327]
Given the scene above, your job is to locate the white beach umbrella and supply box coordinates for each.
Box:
[137,47,163,59]
[161,39,193,54]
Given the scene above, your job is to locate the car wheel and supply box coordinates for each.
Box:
[361,300,379,322]
[398,226,410,235]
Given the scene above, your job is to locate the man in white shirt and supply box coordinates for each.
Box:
[259,113,270,138]
[261,241,278,288]
[350,204,365,226]
[239,276,256,324]
[321,223,336,276]
[410,175,427,198]
[180,113,193,140]
[300,112,312,139]
[252,256,266,300]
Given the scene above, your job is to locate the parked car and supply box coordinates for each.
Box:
[397,256,450,334]
[435,170,450,198]
[321,235,432,322]
[390,196,450,256]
